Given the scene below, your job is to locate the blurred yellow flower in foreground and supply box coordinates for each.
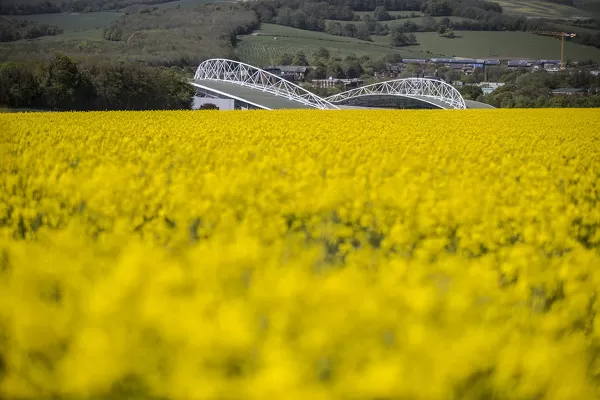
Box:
[0,109,599,399]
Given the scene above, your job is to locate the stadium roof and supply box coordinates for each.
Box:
[464,100,496,109]
[191,80,313,110]
[191,80,383,110]
[192,59,484,110]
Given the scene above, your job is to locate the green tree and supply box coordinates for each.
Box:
[443,69,461,83]
[325,21,343,36]
[371,59,387,74]
[355,23,371,41]
[534,95,549,108]
[344,59,363,79]
[306,65,327,80]
[0,62,39,108]
[291,51,309,66]
[275,7,292,26]
[275,53,294,66]
[391,28,410,47]
[373,6,392,21]
[315,47,330,60]
[39,54,93,110]
[459,85,484,101]
[421,0,452,16]
[343,23,356,37]
[326,62,345,79]
[290,10,307,29]
[361,14,377,32]
[153,67,194,109]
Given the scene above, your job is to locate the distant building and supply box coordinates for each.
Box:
[544,66,561,73]
[312,78,363,89]
[385,62,407,77]
[540,60,561,67]
[267,65,311,81]
[477,82,505,94]
[507,60,537,69]
[263,67,282,75]
[551,87,587,96]
[484,59,501,66]
[427,58,495,70]
[402,59,428,65]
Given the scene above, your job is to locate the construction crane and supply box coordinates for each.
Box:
[532,31,577,69]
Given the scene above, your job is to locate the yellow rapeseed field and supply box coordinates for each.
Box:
[0,109,599,400]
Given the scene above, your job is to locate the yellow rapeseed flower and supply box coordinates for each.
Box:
[0,109,599,399]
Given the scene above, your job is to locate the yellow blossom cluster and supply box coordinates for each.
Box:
[0,109,599,400]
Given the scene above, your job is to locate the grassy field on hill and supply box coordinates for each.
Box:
[6,0,220,42]
[0,0,214,8]
[0,2,253,66]
[404,31,600,61]
[3,0,600,67]
[235,35,398,67]
[10,11,122,39]
[237,24,600,65]
[235,23,436,66]
[575,0,600,16]
[493,0,595,18]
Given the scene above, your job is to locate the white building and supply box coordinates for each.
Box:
[477,82,505,94]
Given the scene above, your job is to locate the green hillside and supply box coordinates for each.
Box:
[493,0,596,18]
[237,24,600,65]
[407,31,600,61]
[235,24,434,66]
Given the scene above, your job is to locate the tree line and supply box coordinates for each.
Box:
[407,60,600,107]
[0,0,180,15]
[323,14,417,46]
[249,0,502,26]
[0,16,62,41]
[251,0,422,45]
[482,68,600,108]
[248,0,600,49]
[0,54,194,110]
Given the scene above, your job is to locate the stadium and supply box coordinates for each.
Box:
[191,58,495,111]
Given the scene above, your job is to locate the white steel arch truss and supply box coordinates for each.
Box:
[325,78,467,110]
[194,58,339,110]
